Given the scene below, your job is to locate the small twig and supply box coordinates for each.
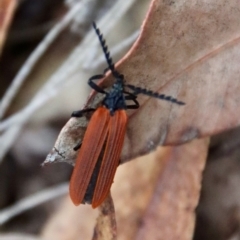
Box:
[0,233,44,240]
[0,2,83,120]
[0,183,68,225]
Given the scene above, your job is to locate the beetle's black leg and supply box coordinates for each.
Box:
[124,91,137,99]
[88,74,107,94]
[124,91,140,109]
[126,104,139,109]
[73,142,82,151]
[71,108,96,117]
[71,108,95,151]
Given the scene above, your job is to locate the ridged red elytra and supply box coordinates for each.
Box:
[70,107,127,208]
[69,22,185,208]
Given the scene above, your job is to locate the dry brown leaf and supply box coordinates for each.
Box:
[134,138,209,240]
[113,148,170,240]
[45,0,240,167]
[116,0,240,160]
[108,139,208,240]
[0,0,16,54]
[196,135,240,239]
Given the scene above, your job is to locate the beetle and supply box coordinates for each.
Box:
[69,22,185,208]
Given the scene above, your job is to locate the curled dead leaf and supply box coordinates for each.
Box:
[45,0,240,166]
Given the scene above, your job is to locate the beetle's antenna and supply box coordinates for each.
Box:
[93,22,118,76]
[92,22,185,106]
[126,84,185,105]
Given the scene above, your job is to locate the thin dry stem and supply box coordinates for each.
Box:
[0,183,68,225]
[0,234,44,240]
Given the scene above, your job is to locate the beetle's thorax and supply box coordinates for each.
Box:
[102,79,126,115]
